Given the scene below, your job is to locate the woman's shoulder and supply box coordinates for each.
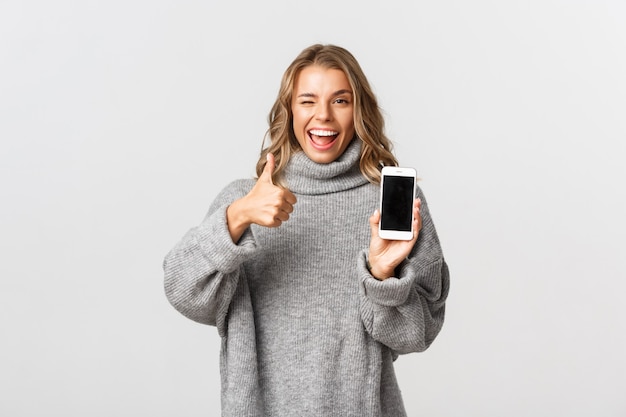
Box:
[216,177,256,200]
[228,177,256,191]
[206,177,255,214]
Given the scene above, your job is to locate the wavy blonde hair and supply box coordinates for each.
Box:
[256,44,398,185]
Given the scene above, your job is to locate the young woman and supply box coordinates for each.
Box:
[164,44,450,417]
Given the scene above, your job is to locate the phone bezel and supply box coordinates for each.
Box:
[378,166,417,241]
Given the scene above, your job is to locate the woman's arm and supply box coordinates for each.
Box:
[359,187,450,354]
[163,166,296,334]
[163,181,257,335]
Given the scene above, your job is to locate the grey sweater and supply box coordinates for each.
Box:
[163,140,449,416]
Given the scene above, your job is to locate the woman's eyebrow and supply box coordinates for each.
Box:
[296,89,353,98]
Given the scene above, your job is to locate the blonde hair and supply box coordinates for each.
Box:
[256,44,398,185]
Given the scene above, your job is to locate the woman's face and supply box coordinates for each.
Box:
[291,65,355,164]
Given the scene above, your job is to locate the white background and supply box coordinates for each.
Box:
[1,0,625,415]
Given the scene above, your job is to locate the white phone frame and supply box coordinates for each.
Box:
[378,166,417,241]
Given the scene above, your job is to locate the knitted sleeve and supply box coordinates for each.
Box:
[163,179,257,335]
[358,186,450,354]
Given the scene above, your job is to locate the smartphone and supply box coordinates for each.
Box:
[378,166,417,241]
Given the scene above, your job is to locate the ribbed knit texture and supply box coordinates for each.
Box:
[164,139,450,417]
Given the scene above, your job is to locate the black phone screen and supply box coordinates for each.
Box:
[380,175,414,231]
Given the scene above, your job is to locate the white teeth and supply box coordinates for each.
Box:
[309,129,338,137]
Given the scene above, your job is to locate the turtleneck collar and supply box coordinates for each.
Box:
[283,139,370,195]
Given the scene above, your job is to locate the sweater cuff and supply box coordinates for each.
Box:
[358,251,415,307]
[194,204,257,273]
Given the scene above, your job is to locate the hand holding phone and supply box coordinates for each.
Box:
[367,166,419,279]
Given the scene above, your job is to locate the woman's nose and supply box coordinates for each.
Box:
[315,103,331,121]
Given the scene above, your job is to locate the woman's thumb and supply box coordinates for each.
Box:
[261,152,275,184]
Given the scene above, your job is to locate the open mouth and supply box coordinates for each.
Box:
[308,129,339,150]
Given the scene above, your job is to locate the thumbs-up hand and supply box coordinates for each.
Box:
[250,153,297,226]
[226,153,297,242]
